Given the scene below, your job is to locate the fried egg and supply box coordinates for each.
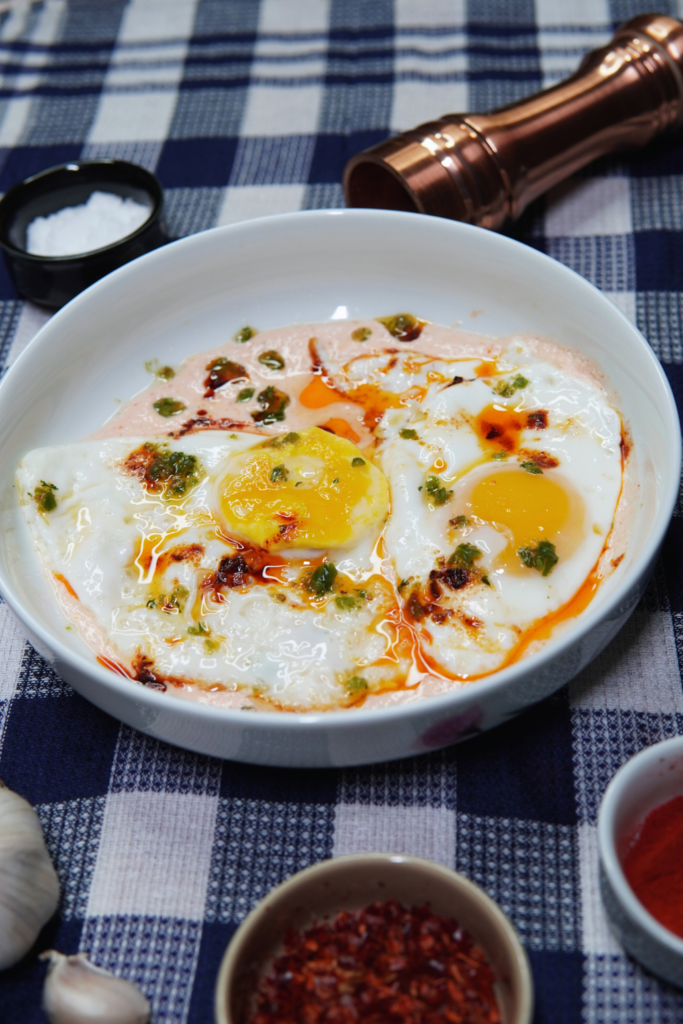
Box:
[17,322,628,710]
[16,428,408,711]
[319,337,623,678]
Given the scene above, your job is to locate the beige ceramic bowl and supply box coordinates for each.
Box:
[214,853,533,1024]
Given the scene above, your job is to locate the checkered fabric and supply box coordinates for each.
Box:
[1,0,683,1021]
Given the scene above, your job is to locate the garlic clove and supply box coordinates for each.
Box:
[0,780,60,969]
[42,950,151,1024]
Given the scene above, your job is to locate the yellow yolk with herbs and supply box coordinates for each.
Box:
[219,426,390,551]
[466,468,572,550]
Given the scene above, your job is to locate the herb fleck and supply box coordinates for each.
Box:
[148,452,199,496]
[400,428,418,440]
[236,387,254,402]
[450,515,470,529]
[234,326,256,344]
[491,452,507,461]
[376,313,424,342]
[258,349,285,371]
[187,621,209,636]
[252,386,290,424]
[204,357,248,395]
[424,475,452,506]
[352,327,371,342]
[153,397,186,418]
[335,595,357,610]
[494,374,529,398]
[519,461,543,475]
[32,480,58,512]
[172,586,190,610]
[346,676,368,694]
[145,360,175,380]
[152,584,189,613]
[448,543,482,568]
[518,540,559,576]
[265,432,299,448]
[125,443,202,498]
[351,457,365,467]
[270,463,288,483]
[308,562,337,595]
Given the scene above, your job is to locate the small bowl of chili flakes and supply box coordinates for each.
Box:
[599,735,683,987]
[214,853,533,1024]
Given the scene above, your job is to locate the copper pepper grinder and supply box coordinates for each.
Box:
[343,13,683,229]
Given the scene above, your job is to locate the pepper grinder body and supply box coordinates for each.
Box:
[343,14,683,230]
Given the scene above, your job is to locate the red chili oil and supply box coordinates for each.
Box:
[623,794,683,938]
[247,898,500,1024]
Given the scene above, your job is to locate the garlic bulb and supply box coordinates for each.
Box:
[0,780,60,969]
[42,951,151,1024]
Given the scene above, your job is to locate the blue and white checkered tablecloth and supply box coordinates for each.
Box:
[2,1,683,1021]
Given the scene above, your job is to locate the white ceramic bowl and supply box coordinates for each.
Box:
[0,209,678,766]
[214,854,533,1024]
[599,736,683,986]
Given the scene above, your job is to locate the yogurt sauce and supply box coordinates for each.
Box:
[84,316,633,712]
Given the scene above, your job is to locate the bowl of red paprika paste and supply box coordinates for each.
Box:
[599,736,683,986]
[214,853,533,1024]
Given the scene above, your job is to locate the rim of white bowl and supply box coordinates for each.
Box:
[213,853,534,1024]
[598,735,683,954]
[0,209,679,743]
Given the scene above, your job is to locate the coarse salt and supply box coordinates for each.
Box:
[26,190,151,257]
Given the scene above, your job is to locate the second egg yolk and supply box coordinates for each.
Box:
[467,468,572,550]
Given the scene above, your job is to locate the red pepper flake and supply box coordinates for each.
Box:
[526,410,548,430]
[620,430,631,464]
[131,652,166,691]
[130,652,189,692]
[406,585,455,626]
[202,547,281,594]
[248,898,500,1024]
[168,414,249,438]
[517,448,559,470]
[430,566,471,591]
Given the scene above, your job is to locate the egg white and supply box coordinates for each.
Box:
[16,432,404,710]
[321,339,624,678]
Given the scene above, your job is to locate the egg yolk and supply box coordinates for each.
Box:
[466,468,571,550]
[220,426,390,551]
